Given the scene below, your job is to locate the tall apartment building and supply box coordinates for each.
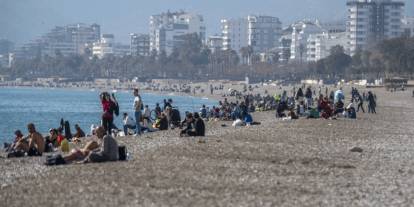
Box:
[92,34,115,59]
[221,18,249,52]
[402,16,414,37]
[43,23,100,56]
[14,23,101,59]
[347,0,405,55]
[130,33,150,56]
[307,32,348,62]
[247,15,282,53]
[221,15,282,54]
[290,20,324,62]
[149,11,206,55]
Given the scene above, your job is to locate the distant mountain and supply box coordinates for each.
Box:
[1,0,413,44]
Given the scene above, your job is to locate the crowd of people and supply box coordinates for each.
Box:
[3,84,381,166]
[203,85,378,122]
[3,88,207,165]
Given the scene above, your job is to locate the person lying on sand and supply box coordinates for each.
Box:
[62,127,104,163]
[45,127,103,165]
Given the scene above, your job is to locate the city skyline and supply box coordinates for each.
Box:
[2,0,413,45]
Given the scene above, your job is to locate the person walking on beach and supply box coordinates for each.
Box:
[357,94,365,113]
[133,88,143,136]
[367,91,376,114]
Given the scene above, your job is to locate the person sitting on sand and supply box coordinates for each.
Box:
[288,109,299,120]
[14,123,45,156]
[180,113,205,137]
[243,112,254,125]
[122,113,136,135]
[4,130,24,152]
[345,103,357,119]
[57,129,66,146]
[84,126,119,163]
[307,107,320,119]
[73,124,85,138]
[155,112,169,131]
[320,97,333,119]
[155,103,162,118]
[200,105,207,119]
[44,128,58,152]
[334,99,345,115]
[143,105,151,125]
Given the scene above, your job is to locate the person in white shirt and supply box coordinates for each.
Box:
[143,105,151,128]
[123,113,136,136]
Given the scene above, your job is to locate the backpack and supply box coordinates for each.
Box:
[45,154,66,166]
[118,146,127,161]
[138,95,143,110]
[110,101,120,116]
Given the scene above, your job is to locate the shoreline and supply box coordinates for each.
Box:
[0,84,220,100]
[1,88,414,206]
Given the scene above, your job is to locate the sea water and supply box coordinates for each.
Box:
[0,87,217,144]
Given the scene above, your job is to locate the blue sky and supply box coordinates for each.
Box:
[1,0,413,45]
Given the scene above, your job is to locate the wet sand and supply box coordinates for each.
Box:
[1,87,414,206]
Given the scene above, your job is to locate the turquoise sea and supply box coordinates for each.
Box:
[0,87,217,144]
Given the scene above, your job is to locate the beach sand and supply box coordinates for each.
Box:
[1,87,414,206]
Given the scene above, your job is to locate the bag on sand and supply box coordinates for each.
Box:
[7,150,25,158]
[118,146,127,161]
[45,154,66,166]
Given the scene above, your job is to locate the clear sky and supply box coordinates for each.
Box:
[1,0,413,45]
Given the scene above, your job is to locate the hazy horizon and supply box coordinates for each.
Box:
[1,0,413,45]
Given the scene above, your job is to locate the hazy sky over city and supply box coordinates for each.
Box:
[1,0,413,45]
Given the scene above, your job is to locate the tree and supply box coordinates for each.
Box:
[323,45,352,77]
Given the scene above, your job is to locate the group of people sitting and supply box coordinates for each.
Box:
[4,122,124,166]
[273,86,377,120]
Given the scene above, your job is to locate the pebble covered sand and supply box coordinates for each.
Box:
[1,87,414,206]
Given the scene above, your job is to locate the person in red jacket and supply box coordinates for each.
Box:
[100,92,114,135]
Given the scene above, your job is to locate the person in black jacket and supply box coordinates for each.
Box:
[180,113,205,137]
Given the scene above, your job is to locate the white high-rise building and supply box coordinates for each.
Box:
[221,15,282,54]
[149,11,206,55]
[92,34,115,59]
[221,18,249,52]
[402,16,414,37]
[247,15,282,53]
[307,32,348,62]
[347,0,405,55]
[290,20,324,62]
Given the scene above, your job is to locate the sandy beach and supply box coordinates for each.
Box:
[1,85,414,206]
